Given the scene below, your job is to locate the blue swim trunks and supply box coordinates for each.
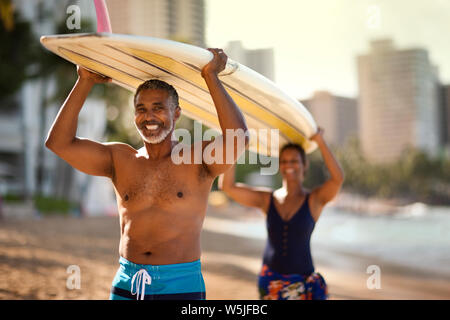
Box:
[110,257,206,300]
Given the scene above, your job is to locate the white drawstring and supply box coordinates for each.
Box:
[131,268,152,300]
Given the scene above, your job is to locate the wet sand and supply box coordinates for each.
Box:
[0,205,449,300]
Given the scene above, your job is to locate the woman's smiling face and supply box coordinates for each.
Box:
[279,148,307,182]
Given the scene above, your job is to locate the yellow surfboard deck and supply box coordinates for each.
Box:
[40,33,317,156]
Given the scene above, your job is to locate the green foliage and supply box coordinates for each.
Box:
[0,12,39,104]
[33,194,73,215]
[2,193,22,203]
[333,138,450,204]
[303,149,327,189]
[235,151,272,182]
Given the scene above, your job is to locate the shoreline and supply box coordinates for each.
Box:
[323,191,449,216]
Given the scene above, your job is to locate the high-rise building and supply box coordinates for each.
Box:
[225,41,275,81]
[357,39,442,163]
[107,0,205,47]
[301,91,358,147]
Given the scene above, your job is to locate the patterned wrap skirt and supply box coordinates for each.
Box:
[258,264,328,300]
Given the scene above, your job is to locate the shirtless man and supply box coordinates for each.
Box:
[45,48,248,300]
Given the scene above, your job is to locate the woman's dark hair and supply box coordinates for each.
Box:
[280,143,307,166]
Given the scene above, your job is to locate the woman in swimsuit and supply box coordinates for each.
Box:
[219,128,344,300]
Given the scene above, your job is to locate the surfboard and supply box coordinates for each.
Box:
[40,32,318,156]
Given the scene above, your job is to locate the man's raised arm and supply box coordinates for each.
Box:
[201,48,249,177]
[45,66,115,178]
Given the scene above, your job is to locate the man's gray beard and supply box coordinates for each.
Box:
[135,121,174,144]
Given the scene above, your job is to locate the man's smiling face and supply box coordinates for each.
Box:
[134,88,180,144]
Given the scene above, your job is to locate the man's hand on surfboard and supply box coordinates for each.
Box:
[201,48,227,78]
[77,66,112,84]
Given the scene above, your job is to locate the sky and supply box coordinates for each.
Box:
[205,0,450,100]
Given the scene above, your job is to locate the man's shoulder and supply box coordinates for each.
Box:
[103,142,137,155]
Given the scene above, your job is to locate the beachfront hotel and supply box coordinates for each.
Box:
[107,0,205,47]
[357,39,442,163]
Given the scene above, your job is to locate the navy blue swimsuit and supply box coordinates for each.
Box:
[262,193,316,275]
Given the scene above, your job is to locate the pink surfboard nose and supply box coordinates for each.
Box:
[93,0,112,33]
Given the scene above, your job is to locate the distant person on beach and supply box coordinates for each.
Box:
[45,48,248,300]
[219,128,344,300]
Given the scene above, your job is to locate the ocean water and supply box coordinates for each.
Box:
[204,204,450,277]
[312,205,450,277]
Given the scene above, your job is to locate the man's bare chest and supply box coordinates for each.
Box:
[113,157,211,206]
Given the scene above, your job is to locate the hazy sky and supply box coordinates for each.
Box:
[205,0,450,100]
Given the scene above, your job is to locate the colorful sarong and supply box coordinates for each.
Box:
[258,264,328,300]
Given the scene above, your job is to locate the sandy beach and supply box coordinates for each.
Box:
[0,204,449,300]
